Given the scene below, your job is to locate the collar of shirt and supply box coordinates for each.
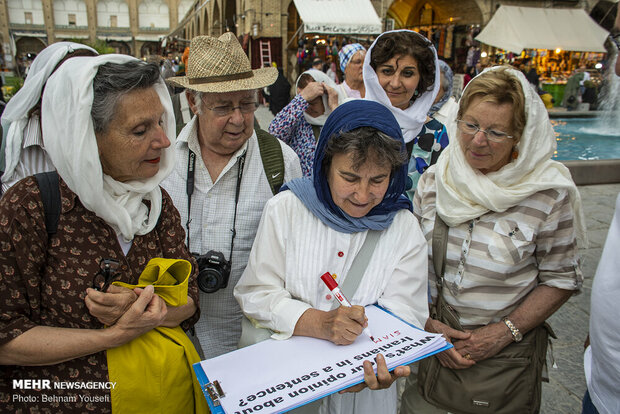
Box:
[183,115,252,188]
[343,81,362,99]
[22,115,44,149]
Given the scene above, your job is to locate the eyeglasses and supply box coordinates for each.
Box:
[456,120,514,143]
[205,102,259,117]
[92,258,121,292]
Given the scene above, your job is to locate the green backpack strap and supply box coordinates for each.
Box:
[255,129,284,195]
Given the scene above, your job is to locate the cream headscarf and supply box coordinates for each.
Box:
[41,54,176,242]
[434,66,587,245]
[295,68,343,126]
[362,29,440,143]
[0,42,97,180]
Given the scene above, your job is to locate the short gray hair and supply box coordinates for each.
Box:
[322,126,406,173]
[91,61,161,133]
[188,89,259,115]
[439,71,450,94]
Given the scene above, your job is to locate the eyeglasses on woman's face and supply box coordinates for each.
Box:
[456,119,514,143]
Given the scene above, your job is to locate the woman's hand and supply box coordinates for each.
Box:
[452,322,513,363]
[108,285,168,346]
[324,84,340,111]
[340,354,410,394]
[299,82,324,102]
[85,285,138,326]
[319,305,368,345]
[425,318,475,370]
[294,306,368,345]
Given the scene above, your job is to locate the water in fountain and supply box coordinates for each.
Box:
[591,51,620,135]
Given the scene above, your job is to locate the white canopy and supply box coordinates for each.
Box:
[475,6,609,53]
[293,0,382,35]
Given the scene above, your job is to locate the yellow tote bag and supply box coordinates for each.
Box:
[106,258,209,414]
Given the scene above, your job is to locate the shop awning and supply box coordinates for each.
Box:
[135,34,164,42]
[293,0,382,35]
[56,33,89,39]
[98,35,133,42]
[475,6,609,53]
[12,31,47,38]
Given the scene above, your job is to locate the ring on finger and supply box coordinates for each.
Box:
[464,353,472,360]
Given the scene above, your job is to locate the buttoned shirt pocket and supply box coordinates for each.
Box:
[487,220,535,265]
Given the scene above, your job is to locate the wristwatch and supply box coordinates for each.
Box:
[502,317,523,342]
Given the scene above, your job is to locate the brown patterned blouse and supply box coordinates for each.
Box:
[0,177,200,413]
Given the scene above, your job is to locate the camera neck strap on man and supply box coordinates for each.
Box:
[185,147,246,267]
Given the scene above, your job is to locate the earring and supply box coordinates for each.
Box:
[414,89,419,96]
[511,148,519,160]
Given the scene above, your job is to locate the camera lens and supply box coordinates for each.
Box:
[198,268,223,293]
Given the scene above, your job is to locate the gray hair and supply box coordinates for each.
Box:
[439,71,450,94]
[91,61,161,133]
[188,89,259,115]
[323,126,406,173]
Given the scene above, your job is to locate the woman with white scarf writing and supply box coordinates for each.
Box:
[363,30,449,198]
[400,66,585,414]
[0,55,204,413]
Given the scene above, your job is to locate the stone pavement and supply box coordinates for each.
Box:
[255,104,620,413]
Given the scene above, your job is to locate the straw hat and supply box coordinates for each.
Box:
[167,32,277,93]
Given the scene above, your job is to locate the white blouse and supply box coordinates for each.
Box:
[234,190,429,414]
[234,190,429,338]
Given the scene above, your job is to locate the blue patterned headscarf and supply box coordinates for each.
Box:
[428,60,453,116]
[338,43,366,73]
[283,100,412,233]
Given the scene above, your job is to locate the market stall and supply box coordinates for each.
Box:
[475,5,609,107]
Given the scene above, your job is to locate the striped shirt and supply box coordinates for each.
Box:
[413,167,583,327]
[1,115,55,193]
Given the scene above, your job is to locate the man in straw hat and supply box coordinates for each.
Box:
[163,33,302,358]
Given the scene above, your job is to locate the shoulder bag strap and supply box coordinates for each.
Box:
[432,213,449,293]
[255,128,285,195]
[340,230,381,299]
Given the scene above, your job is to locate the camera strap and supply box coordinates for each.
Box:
[186,147,247,265]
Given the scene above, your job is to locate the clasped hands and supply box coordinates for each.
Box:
[85,285,167,342]
[424,318,513,369]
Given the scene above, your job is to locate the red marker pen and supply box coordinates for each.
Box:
[320,272,374,341]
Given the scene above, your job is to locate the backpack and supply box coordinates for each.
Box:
[34,171,61,236]
[255,129,285,195]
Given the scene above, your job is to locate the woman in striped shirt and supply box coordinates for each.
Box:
[401,66,586,413]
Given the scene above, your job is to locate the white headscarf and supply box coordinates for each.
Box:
[295,68,343,126]
[1,42,97,180]
[434,66,587,245]
[363,30,440,143]
[41,54,176,242]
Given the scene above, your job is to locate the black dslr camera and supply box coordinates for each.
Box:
[193,250,231,293]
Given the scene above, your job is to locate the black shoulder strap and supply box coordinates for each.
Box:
[34,171,61,236]
[255,129,285,195]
